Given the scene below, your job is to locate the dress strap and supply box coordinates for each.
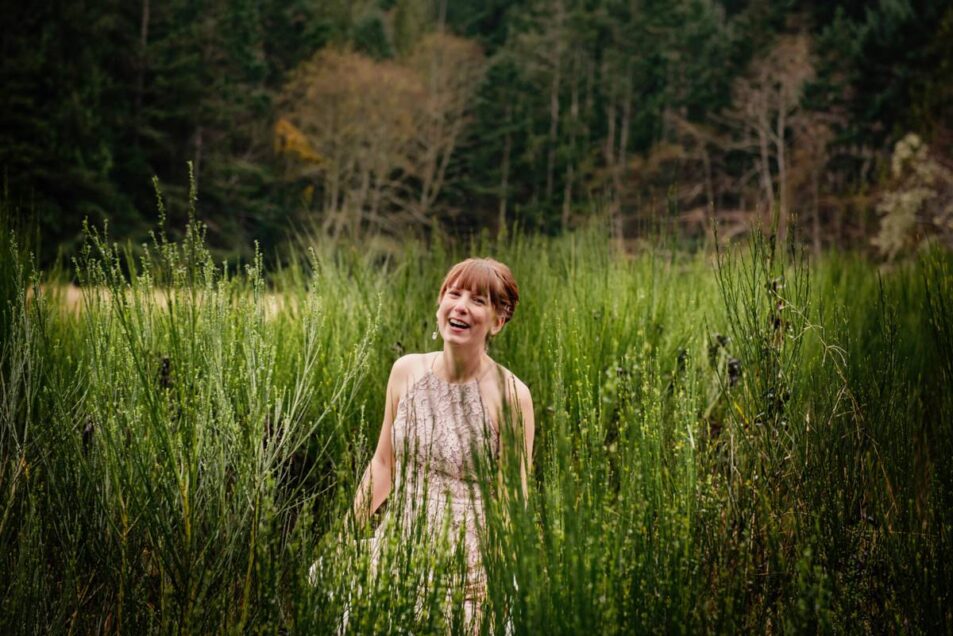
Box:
[475,360,500,384]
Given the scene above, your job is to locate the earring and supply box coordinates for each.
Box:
[432,329,438,340]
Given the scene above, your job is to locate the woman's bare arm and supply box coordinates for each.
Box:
[497,374,535,502]
[515,382,535,499]
[351,359,404,526]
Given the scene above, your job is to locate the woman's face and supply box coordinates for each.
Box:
[436,282,504,348]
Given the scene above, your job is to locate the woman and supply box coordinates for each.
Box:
[350,257,535,631]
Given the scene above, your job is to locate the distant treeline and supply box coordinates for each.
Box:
[1,0,951,263]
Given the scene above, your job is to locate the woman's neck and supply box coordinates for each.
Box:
[437,345,486,383]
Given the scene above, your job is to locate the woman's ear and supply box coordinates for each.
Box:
[490,314,505,336]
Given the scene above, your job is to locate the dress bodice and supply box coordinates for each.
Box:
[391,369,500,501]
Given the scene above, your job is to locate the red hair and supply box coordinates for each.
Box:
[438,258,519,324]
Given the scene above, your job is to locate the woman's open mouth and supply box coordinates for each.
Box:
[448,318,470,331]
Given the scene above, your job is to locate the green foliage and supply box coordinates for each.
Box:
[354,13,394,60]
[815,0,953,142]
[1,207,951,632]
[0,0,326,265]
[393,0,432,55]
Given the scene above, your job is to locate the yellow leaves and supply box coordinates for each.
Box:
[274,118,322,166]
[278,49,424,166]
[274,37,486,236]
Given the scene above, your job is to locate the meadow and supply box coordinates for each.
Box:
[1,210,951,634]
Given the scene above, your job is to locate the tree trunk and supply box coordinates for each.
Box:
[545,0,564,201]
[562,53,580,231]
[562,163,573,230]
[371,172,383,235]
[324,161,341,237]
[616,78,632,198]
[428,113,465,221]
[437,0,447,32]
[356,164,371,237]
[757,109,775,227]
[776,108,788,244]
[702,145,714,211]
[193,126,203,193]
[546,57,561,201]
[499,105,512,233]
[811,167,821,255]
[135,0,150,141]
[604,73,631,246]
[604,97,616,174]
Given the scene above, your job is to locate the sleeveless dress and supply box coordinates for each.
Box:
[372,365,500,629]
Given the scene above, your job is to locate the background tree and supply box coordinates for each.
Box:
[407,33,486,223]
[713,33,814,243]
[873,133,953,259]
[277,49,422,239]
[276,35,484,238]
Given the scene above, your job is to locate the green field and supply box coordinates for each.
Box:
[1,216,951,634]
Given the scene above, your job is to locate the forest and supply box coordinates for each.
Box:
[1,0,951,261]
[2,1,953,634]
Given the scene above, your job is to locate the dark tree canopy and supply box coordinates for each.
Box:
[1,0,950,263]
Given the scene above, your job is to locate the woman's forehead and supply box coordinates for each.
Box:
[443,266,497,295]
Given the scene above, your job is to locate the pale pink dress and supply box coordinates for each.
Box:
[372,365,500,629]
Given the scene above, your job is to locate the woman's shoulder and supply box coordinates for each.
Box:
[388,352,435,391]
[391,352,431,372]
[487,360,532,400]
[482,361,534,429]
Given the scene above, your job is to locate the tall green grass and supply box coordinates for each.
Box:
[1,206,951,633]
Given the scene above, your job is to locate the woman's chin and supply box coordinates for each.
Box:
[444,332,480,347]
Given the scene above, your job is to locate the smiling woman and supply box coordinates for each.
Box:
[348,257,534,633]
[437,258,518,345]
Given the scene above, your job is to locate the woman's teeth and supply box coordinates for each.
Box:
[449,319,469,329]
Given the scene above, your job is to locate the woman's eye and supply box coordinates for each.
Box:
[474,297,486,305]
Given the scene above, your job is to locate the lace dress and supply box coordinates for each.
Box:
[373,367,500,629]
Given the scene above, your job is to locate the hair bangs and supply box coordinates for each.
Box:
[441,260,500,300]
